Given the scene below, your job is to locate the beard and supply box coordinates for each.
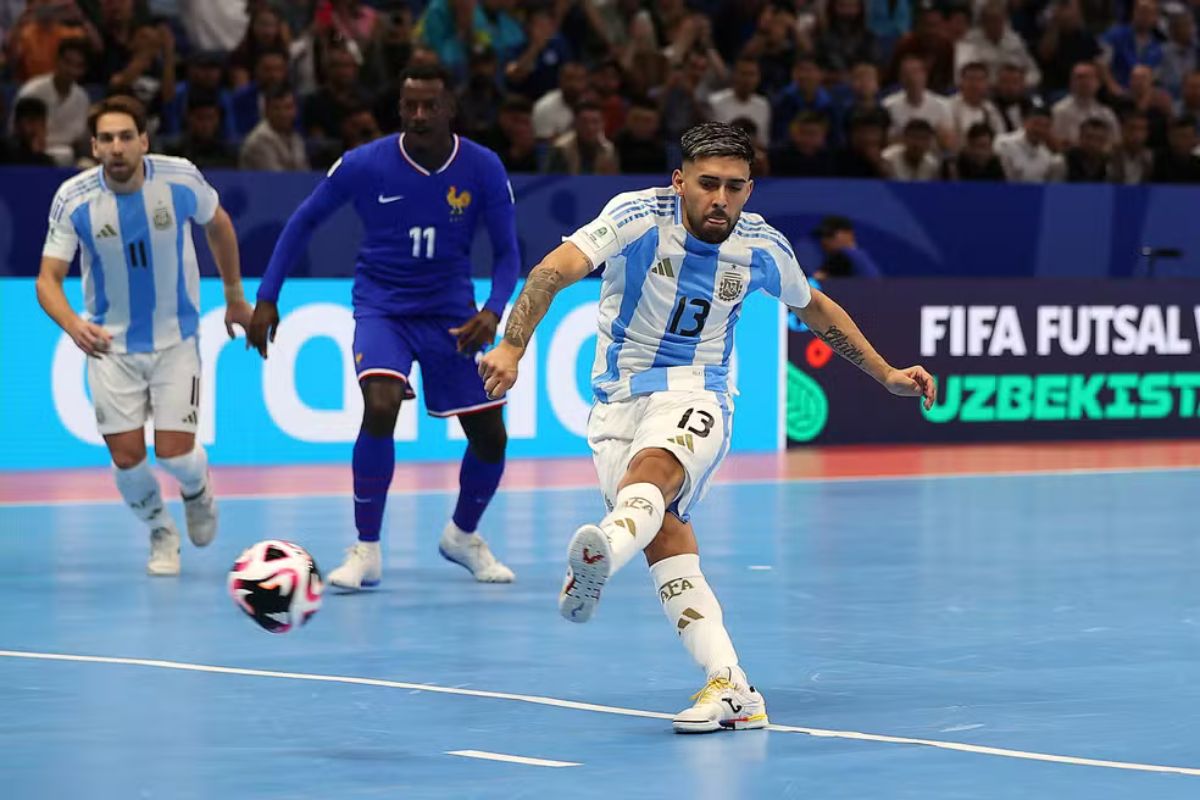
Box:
[104,159,136,183]
[685,206,737,244]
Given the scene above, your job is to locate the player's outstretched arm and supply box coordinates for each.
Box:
[248,172,349,358]
[793,288,937,410]
[478,241,594,399]
[35,256,112,357]
[203,205,253,339]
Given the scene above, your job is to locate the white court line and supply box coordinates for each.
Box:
[447,750,580,768]
[2,464,1197,510]
[1,648,1198,778]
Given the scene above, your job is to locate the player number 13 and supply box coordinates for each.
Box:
[409,226,436,259]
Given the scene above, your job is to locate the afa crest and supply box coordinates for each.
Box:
[717,271,744,303]
[153,205,173,230]
[446,185,472,216]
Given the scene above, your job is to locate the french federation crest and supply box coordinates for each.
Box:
[717,271,744,302]
[446,185,472,216]
[153,205,172,230]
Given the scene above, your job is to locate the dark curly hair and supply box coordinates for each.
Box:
[680,122,755,164]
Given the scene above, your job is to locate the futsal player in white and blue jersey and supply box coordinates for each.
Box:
[480,122,937,734]
[36,96,254,577]
[248,65,519,588]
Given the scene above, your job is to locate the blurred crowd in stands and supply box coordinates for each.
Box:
[2,0,1200,182]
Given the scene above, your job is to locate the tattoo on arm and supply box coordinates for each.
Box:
[812,325,866,366]
[503,268,565,348]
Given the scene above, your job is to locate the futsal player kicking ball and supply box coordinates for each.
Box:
[36,96,253,576]
[480,122,936,733]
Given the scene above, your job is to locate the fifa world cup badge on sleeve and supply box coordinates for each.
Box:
[582,221,616,251]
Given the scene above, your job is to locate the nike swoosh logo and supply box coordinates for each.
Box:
[353,494,370,503]
[377,194,404,204]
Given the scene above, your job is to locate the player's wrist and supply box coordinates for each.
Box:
[498,337,526,358]
[223,284,246,304]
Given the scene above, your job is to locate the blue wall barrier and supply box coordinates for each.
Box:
[2,167,1199,279]
[0,277,784,469]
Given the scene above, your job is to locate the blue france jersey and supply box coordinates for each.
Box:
[567,188,813,403]
[258,134,517,319]
[42,156,218,354]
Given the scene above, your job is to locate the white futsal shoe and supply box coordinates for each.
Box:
[146,522,181,576]
[557,524,611,624]
[181,480,217,547]
[328,541,382,589]
[672,667,769,734]
[438,522,515,583]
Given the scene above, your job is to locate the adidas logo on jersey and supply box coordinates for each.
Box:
[650,259,675,277]
[181,411,198,425]
[668,433,695,452]
[96,224,118,239]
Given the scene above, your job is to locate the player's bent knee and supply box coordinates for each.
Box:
[154,432,195,460]
[110,453,144,470]
[105,430,147,470]
[360,377,405,435]
[460,408,507,463]
[644,514,698,565]
[109,447,147,470]
[624,447,686,498]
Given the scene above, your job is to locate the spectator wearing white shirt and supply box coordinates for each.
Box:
[532,61,587,142]
[996,106,1064,181]
[709,56,772,147]
[883,118,942,179]
[883,53,957,151]
[955,0,1042,88]
[1052,61,1120,146]
[14,38,90,166]
[948,61,1005,146]
[179,0,249,53]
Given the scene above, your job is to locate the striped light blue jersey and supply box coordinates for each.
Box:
[567,187,812,403]
[42,155,219,354]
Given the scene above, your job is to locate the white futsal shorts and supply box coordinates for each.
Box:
[87,337,202,435]
[587,389,733,522]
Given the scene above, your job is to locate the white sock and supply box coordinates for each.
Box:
[599,482,664,574]
[158,443,208,497]
[113,458,168,528]
[650,553,741,680]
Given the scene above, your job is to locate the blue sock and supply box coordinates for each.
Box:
[452,448,504,533]
[353,430,394,542]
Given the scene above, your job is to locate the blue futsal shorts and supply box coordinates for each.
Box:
[352,313,506,417]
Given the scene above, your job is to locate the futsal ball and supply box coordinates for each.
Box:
[227,540,324,634]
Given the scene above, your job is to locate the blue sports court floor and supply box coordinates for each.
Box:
[2,465,1198,798]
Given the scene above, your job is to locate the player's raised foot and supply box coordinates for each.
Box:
[557,524,612,624]
[672,666,769,734]
[146,523,181,576]
[438,522,515,583]
[328,541,382,590]
[181,480,217,547]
